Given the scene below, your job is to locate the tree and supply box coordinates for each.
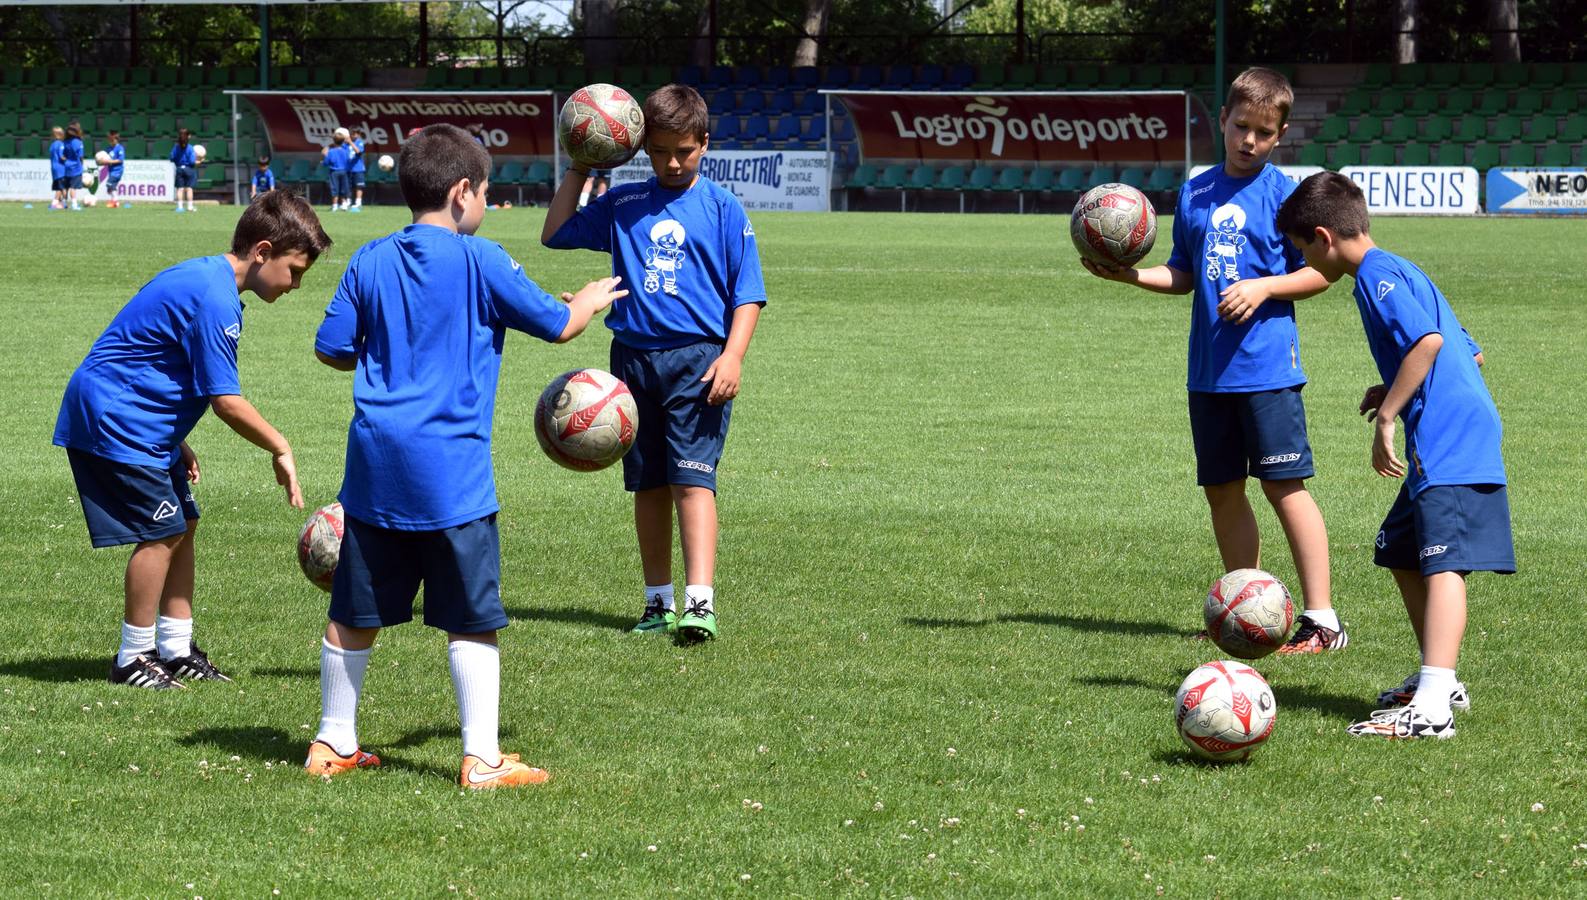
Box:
[792,0,832,67]
[1488,0,1519,62]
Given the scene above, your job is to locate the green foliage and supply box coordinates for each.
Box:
[1,204,1585,894]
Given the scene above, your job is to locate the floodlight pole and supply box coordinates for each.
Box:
[258,4,270,90]
[824,93,833,211]
[231,92,242,206]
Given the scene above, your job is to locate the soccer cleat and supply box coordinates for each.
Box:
[1347,706,1456,740]
[1275,615,1349,654]
[304,740,381,776]
[676,600,717,642]
[1374,673,1471,711]
[158,642,233,682]
[109,653,186,690]
[632,603,677,634]
[173,206,185,213]
[460,752,549,789]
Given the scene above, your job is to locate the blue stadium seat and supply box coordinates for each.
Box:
[945,64,975,88]
[676,65,705,86]
[738,91,765,114]
[763,67,789,88]
[791,67,820,89]
[771,116,803,145]
[883,65,914,89]
[917,65,944,88]
[822,65,852,88]
[797,91,827,115]
[735,66,764,87]
[712,115,741,144]
[767,91,796,115]
[833,116,855,142]
[741,115,770,146]
[855,65,884,88]
[800,117,827,143]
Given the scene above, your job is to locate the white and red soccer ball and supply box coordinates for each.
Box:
[534,368,638,472]
[1071,182,1157,267]
[557,84,646,170]
[297,501,344,592]
[1203,568,1295,659]
[1174,659,1276,762]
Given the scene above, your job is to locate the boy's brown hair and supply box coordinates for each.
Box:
[1227,67,1294,125]
[398,123,491,213]
[643,84,710,141]
[230,190,333,261]
[1275,171,1372,241]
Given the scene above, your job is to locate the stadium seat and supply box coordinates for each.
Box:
[1544,89,1580,115]
[1502,143,1536,167]
[855,65,884,88]
[790,67,820,89]
[945,64,975,88]
[876,164,909,190]
[495,161,525,185]
[1434,143,1467,166]
[1421,117,1453,142]
[734,65,764,87]
[712,115,741,144]
[524,160,552,188]
[1024,167,1056,193]
[1088,165,1117,185]
[1315,117,1350,142]
[1328,142,1361,168]
[1361,63,1393,89]
[1384,117,1418,142]
[1526,115,1558,141]
[1373,92,1406,114]
[675,65,704,86]
[1462,62,1494,86]
[1441,90,1474,114]
[1057,167,1089,191]
[966,166,996,191]
[740,115,770,146]
[1116,167,1147,189]
[1470,143,1501,170]
[1492,62,1529,88]
[1541,143,1575,167]
[1559,116,1587,143]
[1453,114,1486,142]
[934,166,968,190]
[845,163,877,189]
[1297,143,1329,168]
[1351,117,1383,141]
[738,91,765,114]
[1488,115,1522,142]
[1144,167,1180,192]
[284,159,315,185]
[770,116,802,146]
[992,166,1025,192]
[905,165,936,190]
[766,91,795,115]
[1427,63,1461,88]
[883,65,915,89]
[1400,142,1432,166]
[1404,91,1438,116]
[1391,64,1428,87]
[1531,62,1565,87]
[1365,144,1397,166]
[1336,92,1372,116]
[800,117,826,144]
[1474,91,1508,115]
[917,65,944,88]
[1069,64,1103,87]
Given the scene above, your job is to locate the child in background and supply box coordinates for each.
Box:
[49,126,67,210]
[252,155,276,199]
[347,128,366,211]
[321,127,351,211]
[103,130,126,208]
[62,122,86,211]
[170,128,198,213]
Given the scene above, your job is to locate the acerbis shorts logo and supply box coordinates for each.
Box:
[677,460,714,474]
[224,323,241,339]
[1419,544,1449,559]
[152,500,179,521]
[1259,452,1302,465]
[1375,530,1387,549]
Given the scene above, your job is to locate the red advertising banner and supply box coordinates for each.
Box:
[236,91,556,156]
[835,92,1214,164]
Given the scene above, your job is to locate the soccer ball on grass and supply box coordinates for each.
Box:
[1174,659,1276,762]
[1071,182,1156,267]
[558,84,646,169]
[1203,568,1295,659]
[534,368,638,472]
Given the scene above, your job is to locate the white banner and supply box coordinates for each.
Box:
[1339,166,1480,215]
[610,150,830,212]
[1486,167,1587,214]
[1190,164,1324,184]
[0,158,176,202]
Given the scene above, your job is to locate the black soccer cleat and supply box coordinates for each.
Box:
[110,653,186,690]
[158,642,232,682]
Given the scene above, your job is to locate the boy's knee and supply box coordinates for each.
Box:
[1259,478,1307,501]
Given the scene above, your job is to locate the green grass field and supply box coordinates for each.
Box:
[2,201,1584,896]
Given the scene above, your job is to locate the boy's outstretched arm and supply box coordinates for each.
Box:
[541,162,592,245]
[1368,332,1444,479]
[1216,267,1333,324]
[704,303,762,405]
[209,394,303,508]
[555,276,627,343]
[1081,259,1194,295]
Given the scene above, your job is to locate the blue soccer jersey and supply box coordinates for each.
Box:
[62,138,84,177]
[545,175,767,350]
[323,145,350,172]
[54,256,244,468]
[1166,163,1307,393]
[107,143,125,173]
[348,138,366,173]
[315,225,572,531]
[49,140,64,178]
[253,168,275,193]
[170,143,197,167]
[1352,248,1505,495]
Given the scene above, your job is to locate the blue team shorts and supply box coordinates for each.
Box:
[1374,483,1515,575]
[1188,386,1315,485]
[610,340,732,493]
[51,176,68,191]
[65,173,83,190]
[329,512,507,634]
[349,171,366,189]
[174,165,197,189]
[104,173,122,192]
[66,448,199,548]
[328,171,350,196]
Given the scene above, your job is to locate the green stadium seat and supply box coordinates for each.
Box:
[1502,144,1536,167]
[1421,117,1453,142]
[1489,115,1522,142]
[1361,63,1392,89]
[195,162,224,189]
[1385,117,1418,142]
[1315,117,1350,142]
[1559,117,1587,143]
[1492,62,1528,88]
[1434,143,1467,166]
[1057,167,1089,191]
[934,165,968,191]
[1474,91,1508,115]
[1088,165,1117,185]
[1391,64,1428,86]
[1297,143,1329,168]
[1351,117,1384,141]
[1400,142,1432,166]
[1526,115,1558,141]
[1373,92,1406,114]
[1135,64,1164,87]
[876,163,912,190]
[1145,167,1180,191]
[495,161,525,185]
[1531,63,1564,87]
[1024,167,1056,192]
[1512,91,1543,116]
[1116,166,1147,189]
[966,166,996,191]
[1329,142,1361,168]
[1427,63,1461,88]
[1462,63,1494,86]
[1337,92,1372,116]
[1541,144,1575,167]
[905,165,936,190]
[1068,64,1102,87]
[1404,91,1439,115]
[1565,62,1587,86]
[992,166,1025,192]
[1441,90,1474,114]
[1098,66,1132,89]
[1365,144,1397,166]
[0,137,15,156]
[975,63,1005,88]
[845,164,877,189]
[1163,64,1196,89]
[1453,113,1486,142]
[1007,64,1037,88]
[1471,144,1501,170]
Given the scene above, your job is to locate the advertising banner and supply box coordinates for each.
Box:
[1339,166,1480,215]
[0,159,49,200]
[0,158,173,201]
[610,150,830,212]
[236,92,556,157]
[833,91,1214,164]
[1485,167,1587,214]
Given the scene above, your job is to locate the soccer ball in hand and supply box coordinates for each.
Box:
[558,84,646,169]
[378,154,395,172]
[1203,568,1295,659]
[94,150,112,166]
[534,368,638,471]
[1071,182,1156,267]
[1174,660,1276,762]
[192,144,207,162]
[297,501,345,592]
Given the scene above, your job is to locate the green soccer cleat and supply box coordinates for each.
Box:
[676,601,717,643]
[632,604,677,634]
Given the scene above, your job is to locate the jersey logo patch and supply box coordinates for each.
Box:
[643,219,688,296]
[152,500,179,521]
[1377,280,1395,302]
[743,221,755,237]
[224,323,241,339]
[1204,203,1249,283]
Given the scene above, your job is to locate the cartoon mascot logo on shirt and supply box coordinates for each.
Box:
[643,219,687,296]
[1204,203,1249,282]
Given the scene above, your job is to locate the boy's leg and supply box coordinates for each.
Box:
[675,485,717,588]
[635,486,674,585]
[1393,567,1428,651]
[1260,478,1347,650]
[151,518,227,681]
[309,620,382,771]
[1203,479,1260,571]
[119,533,183,660]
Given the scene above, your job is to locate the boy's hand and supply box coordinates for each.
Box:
[567,276,627,313]
[274,450,304,508]
[702,353,742,405]
[1359,383,1387,421]
[1371,418,1405,478]
[1079,258,1129,282]
[179,441,200,484]
[1217,280,1271,324]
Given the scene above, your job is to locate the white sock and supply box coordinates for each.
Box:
[1411,665,1456,721]
[1304,607,1340,632]
[684,584,715,614]
[156,615,193,660]
[116,621,156,668]
[316,639,371,756]
[578,188,591,208]
[645,582,675,611]
[449,640,500,764]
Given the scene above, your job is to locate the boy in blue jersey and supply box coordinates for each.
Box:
[1082,68,1347,653]
[48,126,66,210]
[321,127,351,212]
[62,122,86,211]
[1277,173,1512,740]
[347,128,366,211]
[54,191,330,689]
[308,124,626,787]
[103,131,126,208]
[542,83,767,643]
[170,128,198,213]
[251,155,276,199]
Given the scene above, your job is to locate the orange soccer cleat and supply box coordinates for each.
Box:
[460,752,549,789]
[304,740,381,777]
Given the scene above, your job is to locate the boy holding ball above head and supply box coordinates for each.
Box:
[1081,67,1346,653]
[542,84,767,643]
[54,192,329,689]
[1276,173,1512,740]
[308,124,626,786]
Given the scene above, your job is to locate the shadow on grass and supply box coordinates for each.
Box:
[0,655,106,683]
[904,613,1193,639]
[1272,684,1375,722]
[506,605,632,632]
[180,725,298,762]
[1151,748,1252,768]
[250,666,319,679]
[1075,674,1166,692]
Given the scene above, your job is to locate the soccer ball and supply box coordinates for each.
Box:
[192,144,207,162]
[80,169,96,188]
[82,193,97,207]
[378,154,395,172]
[1203,568,1295,659]
[558,83,646,170]
[297,501,345,592]
[534,368,638,471]
[1174,660,1277,762]
[1071,182,1157,267]
[94,150,112,166]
